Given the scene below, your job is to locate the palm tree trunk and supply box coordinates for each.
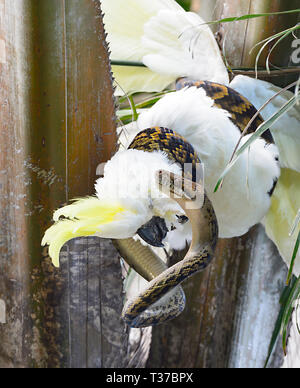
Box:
[0,0,126,368]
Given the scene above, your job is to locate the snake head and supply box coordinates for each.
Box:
[156,169,205,209]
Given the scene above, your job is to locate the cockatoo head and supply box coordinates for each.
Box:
[94,148,187,246]
[42,139,196,267]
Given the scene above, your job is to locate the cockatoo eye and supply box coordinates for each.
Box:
[136,216,169,248]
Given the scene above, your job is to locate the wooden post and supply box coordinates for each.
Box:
[214,0,300,85]
[191,0,218,25]
[0,0,126,368]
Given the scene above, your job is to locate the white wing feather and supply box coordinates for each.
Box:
[230,75,300,275]
[137,87,280,239]
[142,10,229,85]
[230,75,300,173]
[102,0,228,95]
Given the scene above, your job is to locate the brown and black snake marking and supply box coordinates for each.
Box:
[176,78,274,144]
[129,126,201,182]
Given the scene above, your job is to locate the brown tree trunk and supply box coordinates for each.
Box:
[0,0,125,368]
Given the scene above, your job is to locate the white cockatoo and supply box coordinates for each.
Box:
[101,0,300,276]
[42,0,299,354]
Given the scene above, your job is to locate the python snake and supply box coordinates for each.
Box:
[114,79,265,328]
[113,124,218,327]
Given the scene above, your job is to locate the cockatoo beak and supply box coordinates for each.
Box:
[137,216,168,248]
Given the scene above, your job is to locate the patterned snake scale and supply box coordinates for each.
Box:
[118,79,266,327]
[176,78,274,143]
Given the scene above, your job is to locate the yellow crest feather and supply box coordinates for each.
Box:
[42,197,125,267]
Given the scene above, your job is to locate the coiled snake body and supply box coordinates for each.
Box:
[115,126,218,327]
[114,79,265,328]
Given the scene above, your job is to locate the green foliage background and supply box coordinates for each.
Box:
[176,0,192,11]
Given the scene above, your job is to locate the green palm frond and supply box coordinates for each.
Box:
[251,24,300,76]
[265,275,300,367]
[206,10,300,25]
[117,90,174,124]
[286,212,300,284]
